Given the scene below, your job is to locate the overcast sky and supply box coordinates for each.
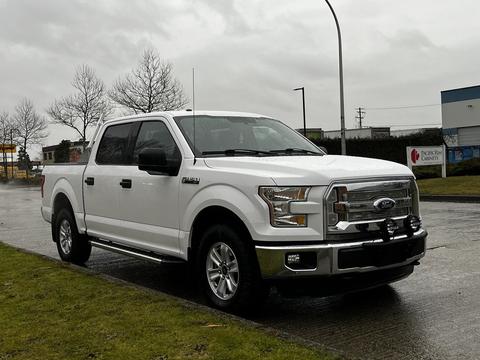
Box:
[1,0,479,159]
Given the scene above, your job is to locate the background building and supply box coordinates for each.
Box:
[442,85,480,146]
[42,141,89,164]
[390,128,441,137]
[323,127,390,140]
[441,85,480,163]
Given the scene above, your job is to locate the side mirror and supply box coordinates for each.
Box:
[318,146,328,154]
[138,148,180,176]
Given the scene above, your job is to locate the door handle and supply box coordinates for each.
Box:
[119,179,132,189]
[84,177,95,186]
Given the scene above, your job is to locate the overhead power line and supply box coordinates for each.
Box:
[366,123,441,127]
[365,103,441,111]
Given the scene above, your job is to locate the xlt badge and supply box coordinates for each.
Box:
[182,177,200,185]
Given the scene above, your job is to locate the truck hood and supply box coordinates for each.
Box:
[204,155,413,186]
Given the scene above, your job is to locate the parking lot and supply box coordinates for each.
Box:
[1,186,479,360]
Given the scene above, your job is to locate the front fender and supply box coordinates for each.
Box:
[182,184,269,241]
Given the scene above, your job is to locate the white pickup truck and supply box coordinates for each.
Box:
[41,111,427,311]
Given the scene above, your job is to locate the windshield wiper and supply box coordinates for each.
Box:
[270,148,323,155]
[202,149,274,156]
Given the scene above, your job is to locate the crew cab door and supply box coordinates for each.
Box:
[83,119,182,256]
[113,119,182,256]
[83,121,136,244]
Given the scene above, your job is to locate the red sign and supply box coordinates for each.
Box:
[410,149,420,164]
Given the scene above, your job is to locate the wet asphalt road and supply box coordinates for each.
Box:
[1,186,479,360]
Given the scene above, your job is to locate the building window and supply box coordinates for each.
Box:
[48,152,52,160]
[43,153,47,161]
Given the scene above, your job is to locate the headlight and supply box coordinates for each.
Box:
[259,187,310,227]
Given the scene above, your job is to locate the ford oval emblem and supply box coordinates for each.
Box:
[373,198,396,211]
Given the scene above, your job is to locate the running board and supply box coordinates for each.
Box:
[90,239,185,265]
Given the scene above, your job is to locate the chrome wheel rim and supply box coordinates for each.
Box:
[206,242,239,300]
[59,219,73,255]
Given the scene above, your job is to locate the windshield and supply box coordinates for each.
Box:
[174,115,323,157]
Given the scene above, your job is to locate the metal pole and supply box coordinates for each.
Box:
[10,129,14,180]
[324,0,346,155]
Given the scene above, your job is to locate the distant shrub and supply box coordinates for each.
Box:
[312,129,444,166]
[448,158,480,176]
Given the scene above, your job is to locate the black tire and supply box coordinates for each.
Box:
[53,208,91,265]
[197,224,268,313]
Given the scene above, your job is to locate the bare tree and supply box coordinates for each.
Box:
[13,99,48,178]
[110,49,188,114]
[47,65,111,150]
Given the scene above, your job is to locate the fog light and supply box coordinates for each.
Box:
[285,252,317,270]
[404,215,422,234]
[287,254,301,265]
[381,218,399,242]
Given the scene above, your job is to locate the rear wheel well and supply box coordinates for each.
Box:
[52,193,74,242]
[190,206,252,257]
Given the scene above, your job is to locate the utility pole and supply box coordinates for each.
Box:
[294,87,307,136]
[356,107,365,129]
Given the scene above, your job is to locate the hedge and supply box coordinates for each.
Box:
[312,129,444,166]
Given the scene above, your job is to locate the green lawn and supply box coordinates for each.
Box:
[0,243,337,360]
[417,175,480,196]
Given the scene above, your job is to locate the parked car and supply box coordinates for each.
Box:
[41,111,427,311]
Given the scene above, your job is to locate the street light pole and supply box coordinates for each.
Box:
[324,0,346,155]
[294,87,307,136]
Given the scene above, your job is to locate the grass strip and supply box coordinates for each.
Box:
[0,243,337,360]
[417,175,480,196]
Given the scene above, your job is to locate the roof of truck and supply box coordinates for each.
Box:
[103,110,268,125]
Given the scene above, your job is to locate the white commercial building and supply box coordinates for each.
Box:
[442,85,480,147]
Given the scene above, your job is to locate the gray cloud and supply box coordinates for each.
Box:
[1,0,480,159]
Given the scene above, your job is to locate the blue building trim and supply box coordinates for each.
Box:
[441,85,480,104]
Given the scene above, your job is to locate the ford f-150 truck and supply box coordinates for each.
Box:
[41,111,427,311]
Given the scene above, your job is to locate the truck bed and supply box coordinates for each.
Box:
[41,163,88,227]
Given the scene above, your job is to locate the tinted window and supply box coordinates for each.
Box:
[133,121,180,164]
[96,123,133,165]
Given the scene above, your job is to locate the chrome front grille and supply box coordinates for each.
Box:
[325,178,419,239]
[339,181,411,222]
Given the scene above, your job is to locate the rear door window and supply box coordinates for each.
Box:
[96,123,134,165]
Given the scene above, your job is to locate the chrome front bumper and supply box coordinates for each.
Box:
[255,229,427,279]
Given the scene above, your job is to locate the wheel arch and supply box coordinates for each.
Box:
[51,192,77,242]
[50,177,86,234]
[189,205,253,257]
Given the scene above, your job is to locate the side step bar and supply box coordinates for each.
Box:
[90,239,185,265]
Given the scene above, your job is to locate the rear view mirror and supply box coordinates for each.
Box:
[138,148,180,176]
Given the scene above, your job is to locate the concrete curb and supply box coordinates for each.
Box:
[1,242,349,360]
[420,195,480,203]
